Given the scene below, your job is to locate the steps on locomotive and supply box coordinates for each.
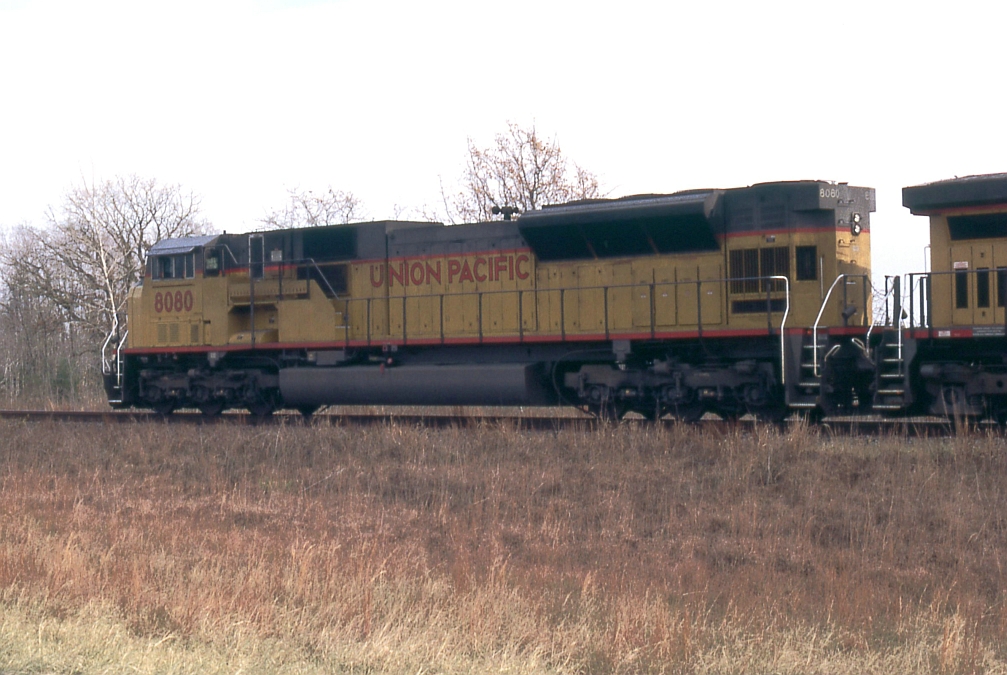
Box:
[872,328,909,411]
[102,369,125,406]
[789,330,827,409]
[102,332,127,406]
[798,329,827,389]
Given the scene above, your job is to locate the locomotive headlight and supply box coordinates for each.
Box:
[850,213,862,236]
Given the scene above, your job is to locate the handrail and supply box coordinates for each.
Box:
[101,313,119,375]
[219,244,241,267]
[906,270,948,330]
[220,257,342,300]
[354,274,791,380]
[868,280,903,365]
[304,259,340,298]
[767,276,790,385]
[373,277,787,302]
[115,330,129,390]
[304,258,340,299]
[812,274,870,376]
[865,281,896,345]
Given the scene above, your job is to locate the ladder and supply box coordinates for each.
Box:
[872,328,909,411]
[789,329,826,410]
[101,329,129,405]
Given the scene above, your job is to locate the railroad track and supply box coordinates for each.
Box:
[0,408,996,435]
[0,409,593,428]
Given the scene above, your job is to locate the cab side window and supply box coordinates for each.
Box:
[152,253,195,280]
[204,251,221,277]
[158,256,174,279]
[796,246,817,281]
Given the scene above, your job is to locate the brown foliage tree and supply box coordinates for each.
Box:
[443,122,601,223]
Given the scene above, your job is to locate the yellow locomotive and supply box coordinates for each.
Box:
[104,180,875,419]
[900,173,1007,418]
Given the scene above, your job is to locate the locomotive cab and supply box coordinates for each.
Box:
[130,235,220,350]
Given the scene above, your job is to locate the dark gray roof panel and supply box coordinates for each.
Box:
[387,221,528,259]
[511,181,874,261]
[903,174,1007,214]
[516,192,722,260]
[519,191,719,229]
[148,235,219,256]
[213,221,438,264]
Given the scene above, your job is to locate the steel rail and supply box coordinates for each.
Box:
[0,409,991,436]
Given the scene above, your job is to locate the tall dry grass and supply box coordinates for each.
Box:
[0,419,1004,673]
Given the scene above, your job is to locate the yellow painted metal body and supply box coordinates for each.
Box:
[925,211,1007,328]
[128,224,871,350]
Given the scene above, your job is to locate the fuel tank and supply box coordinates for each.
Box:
[279,363,555,407]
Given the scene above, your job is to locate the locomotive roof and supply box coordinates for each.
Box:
[142,181,873,266]
[522,180,872,225]
[523,190,719,226]
[513,180,872,261]
[147,234,220,256]
[903,174,1007,214]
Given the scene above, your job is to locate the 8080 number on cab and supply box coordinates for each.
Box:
[154,290,194,314]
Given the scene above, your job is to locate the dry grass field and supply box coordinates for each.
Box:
[0,418,1004,673]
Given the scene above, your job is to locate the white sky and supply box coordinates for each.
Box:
[1,0,1005,281]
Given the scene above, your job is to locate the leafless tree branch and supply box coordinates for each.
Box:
[259,187,363,229]
[442,122,602,224]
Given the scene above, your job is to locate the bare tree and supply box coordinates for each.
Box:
[442,122,602,223]
[260,187,363,229]
[0,227,79,401]
[0,175,208,345]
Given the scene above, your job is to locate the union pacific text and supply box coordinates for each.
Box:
[370,253,531,288]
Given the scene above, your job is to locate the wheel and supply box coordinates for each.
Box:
[631,400,663,421]
[152,400,175,417]
[714,403,744,423]
[819,381,857,417]
[584,385,626,422]
[246,401,275,419]
[589,400,626,422]
[298,405,320,420]
[198,400,225,417]
[938,386,970,417]
[750,404,788,428]
[670,403,705,423]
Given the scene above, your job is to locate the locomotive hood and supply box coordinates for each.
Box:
[516,191,722,260]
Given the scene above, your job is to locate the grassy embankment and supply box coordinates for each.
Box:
[0,419,1004,673]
